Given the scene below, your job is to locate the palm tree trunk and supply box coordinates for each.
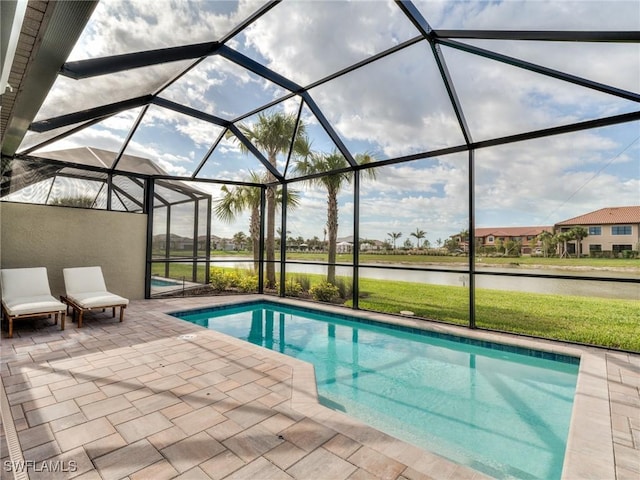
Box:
[266,185,276,288]
[250,207,260,272]
[327,187,338,285]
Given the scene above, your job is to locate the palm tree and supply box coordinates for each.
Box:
[387,232,402,251]
[232,231,248,251]
[556,231,575,258]
[410,228,427,249]
[294,150,376,284]
[215,171,299,272]
[570,226,589,258]
[537,230,554,257]
[231,111,309,287]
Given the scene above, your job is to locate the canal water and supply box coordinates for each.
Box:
[209,257,639,300]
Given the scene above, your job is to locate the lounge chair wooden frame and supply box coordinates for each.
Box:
[1,304,65,338]
[60,295,126,328]
[0,267,66,338]
[62,266,129,328]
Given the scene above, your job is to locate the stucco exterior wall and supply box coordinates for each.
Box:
[579,224,640,253]
[0,202,146,299]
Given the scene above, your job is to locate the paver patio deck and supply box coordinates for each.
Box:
[1,295,638,479]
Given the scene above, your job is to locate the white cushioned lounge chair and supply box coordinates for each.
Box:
[0,267,66,338]
[62,266,128,328]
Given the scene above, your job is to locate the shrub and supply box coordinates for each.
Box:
[310,282,340,303]
[210,269,230,291]
[334,277,353,300]
[293,274,311,292]
[285,279,303,297]
[237,274,258,292]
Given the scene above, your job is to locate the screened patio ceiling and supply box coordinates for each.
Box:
[2,0,639,190]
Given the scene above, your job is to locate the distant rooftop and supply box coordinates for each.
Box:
[555,206,640,226]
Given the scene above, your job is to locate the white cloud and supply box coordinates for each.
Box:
[25,1,639,241]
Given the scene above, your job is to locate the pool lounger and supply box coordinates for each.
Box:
[62,266,129,328]
[0,267,66,337]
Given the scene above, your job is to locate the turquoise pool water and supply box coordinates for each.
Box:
[151,278,181,287]
[172,301,579,480]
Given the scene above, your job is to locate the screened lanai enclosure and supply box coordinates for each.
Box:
[1,0,639,349]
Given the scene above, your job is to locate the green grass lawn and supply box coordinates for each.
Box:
[151,263,639,351]
[354,278,640,351]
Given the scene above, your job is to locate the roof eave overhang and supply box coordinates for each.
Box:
[1,0,97,157]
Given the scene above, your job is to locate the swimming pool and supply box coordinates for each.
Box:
[150,278,182,287]
[172,300,579,480]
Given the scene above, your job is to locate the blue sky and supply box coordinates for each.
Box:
[20,0,640,244]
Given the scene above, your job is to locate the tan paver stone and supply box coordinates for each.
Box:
[222,423,284,462]
[29,445,95,480]
[260,412,298,435]
[228,369,264,386]
[617,465,640,480]
[169,381,199,397]
[173,466,211,480]
[56,416,117,451]
[28,371,74,388]
[52,382,100,402]
[396,467,433,480]
[75,391,109,407]
[212,396,241,414]
[100,379,144,397]
[81,395,133,420]
[147,425,188,450]
[4,381,30,394]
[49,412,89,432]
[154,361,193,375]
[116,411,174,443]
[131,391,181,415]
[263,441,308,470]
[130,459,179,480]
[182,385,228,409]
[409,455,459,480]
[189,371,228,389]
[614,443,640,473]
[48,378,79,391]
[347,468,380,480]
[161,430,226,473]
[83,432,128,460]
[348,446,406,480]
[93,439,163,480]
[25,399,81,426]
[206,418,246,442]
[287,447,357,480]
[216,379,243,392]
[107,406,143,426]
[124,387,154,402]
[161,401,194,420]
[323,434,362,459]
[224,399,275,428]
[227,382,272,404]
[224,456,293,480]
[2,373,29,386]
[280,417,337,452]
[21,395,57,412]
[21,439,61,464]
[200,450,246,480]
[17,423,55,450]
[145,374,188,393]
[173,405,225,436]
[8,385,52,405]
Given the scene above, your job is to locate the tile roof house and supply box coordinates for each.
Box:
[457,226,553,254]
[555,206,640,256]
